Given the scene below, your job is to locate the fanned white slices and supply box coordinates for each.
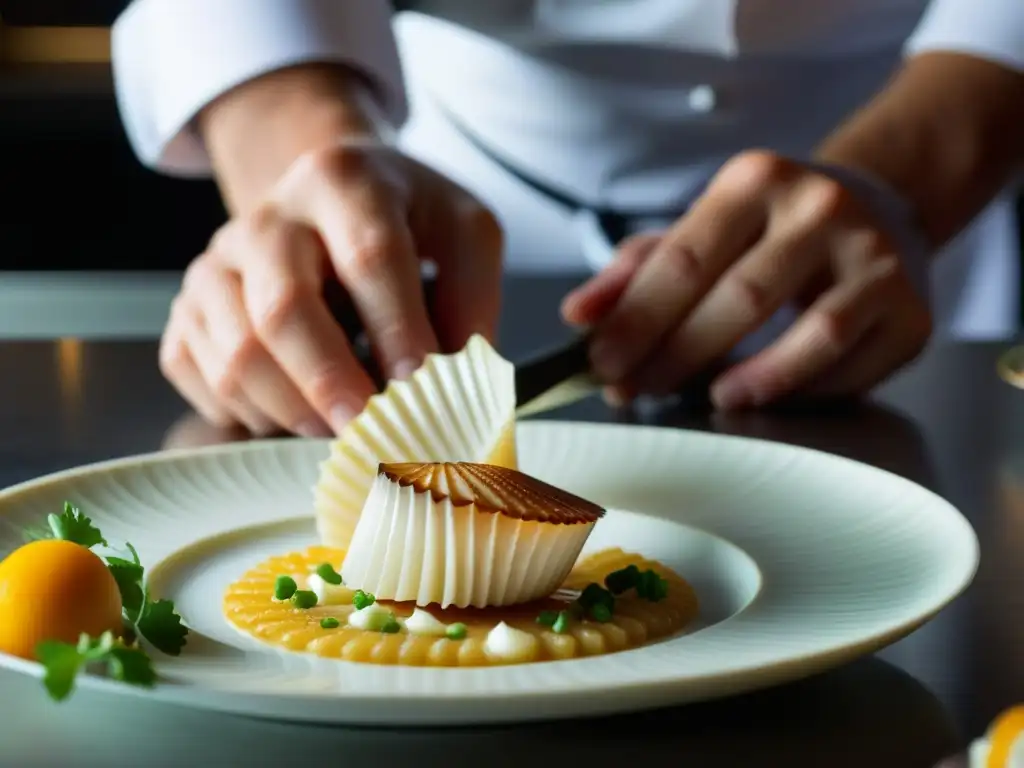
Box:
[341,462,605,608]
[314,335,518,549]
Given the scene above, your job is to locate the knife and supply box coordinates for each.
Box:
[514,334,601,417]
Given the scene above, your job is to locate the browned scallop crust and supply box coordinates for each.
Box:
[379,461,604,525]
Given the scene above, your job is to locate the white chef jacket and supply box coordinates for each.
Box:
[111,0,1024,341]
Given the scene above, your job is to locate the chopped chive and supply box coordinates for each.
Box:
[315,562,343,585]
[319,617,340,629]
[380,615,401,634]
[446,622,468,640]
[274,575,297,601]
[578,583,615,613]
[589,603,613,623]
[290,590,318,609]
[352,590,376,610]
[551,610,571,634]
[536,610,558,627]
[604,564,641,595]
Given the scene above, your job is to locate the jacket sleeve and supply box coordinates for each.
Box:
[906,0,1024,72]
[111,0,407,177]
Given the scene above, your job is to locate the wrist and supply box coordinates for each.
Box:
[815,52,1024,248]
[200,63,388,213]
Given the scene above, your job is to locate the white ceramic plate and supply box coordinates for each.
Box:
[0,422,977,725]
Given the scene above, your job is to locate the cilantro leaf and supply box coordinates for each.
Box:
[136,599,188,656]
[106,646,157,688]
[36,631,156,702]
[36,640,85,701]
[47,502,106,549]
[107,561,146,622]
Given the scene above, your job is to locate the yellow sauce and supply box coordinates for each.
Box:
[222,546,699,666]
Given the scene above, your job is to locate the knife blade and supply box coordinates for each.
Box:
[514,334,601,417]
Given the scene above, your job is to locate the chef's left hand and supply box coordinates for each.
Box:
[561,151,933,409]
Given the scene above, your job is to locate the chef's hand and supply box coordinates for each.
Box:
[561,151,932,409]
[160,140,503,436]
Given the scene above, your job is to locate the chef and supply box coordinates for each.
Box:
[111,0,1024,437]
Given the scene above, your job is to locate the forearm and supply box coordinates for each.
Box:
[199,64,388,214]
[816,52,1024,249]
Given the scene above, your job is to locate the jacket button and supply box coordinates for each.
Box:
[688,85,717,113]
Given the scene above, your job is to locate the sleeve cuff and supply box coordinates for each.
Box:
[111,0,407,177]
[906,0,1024,72]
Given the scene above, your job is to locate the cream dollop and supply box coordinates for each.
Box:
[306,573,353,606]
[484,622,539,662]
[347,602,393,631]
[402,608,448,637]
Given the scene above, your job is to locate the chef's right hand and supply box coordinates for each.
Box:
[160,140,504,438]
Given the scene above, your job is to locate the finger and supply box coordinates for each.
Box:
[413,188,504,350]
[305,161,439,379]
[561,231,662,327]
[186,261,332,437]
[588,157,774,383]
[219,210,378,433]
[805,298,932,397]
[179,307,276,436]
[628,174,849,395]
[709,257,900,410]
[159,298,235,427]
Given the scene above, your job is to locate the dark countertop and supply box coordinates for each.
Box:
[0,274,1017,767]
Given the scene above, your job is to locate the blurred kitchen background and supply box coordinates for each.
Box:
[2,2,1023,338]
[0,2,222,337]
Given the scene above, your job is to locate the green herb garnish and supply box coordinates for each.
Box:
[290,590,318,609]
[445,623,467,640]
[380,615,402,634]
[577,583,615,614]
[588,603,613,623]
[604,564,641,595]
[37,631,156,702]
[319,617,340,629]
[536,610,559,627]
[635,570,669,602]
[352,590,376,611]
[315,563,343,585]
[551,610,571,635]
[274,575,298,600]
[47,502,107,549]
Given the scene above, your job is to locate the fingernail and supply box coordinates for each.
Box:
[295,419,333,438]
[711,377,753,411]
[392,357,422,381]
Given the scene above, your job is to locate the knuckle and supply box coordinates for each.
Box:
[222,332,262,379]
[344,238,392,281]
[796,177,849,223]
[306,143,372,181]
[725,271,773,318]
[244,205,284,238]
[249,281,314,340]
[304,364,353,409]
[158,335,188,378]
[209,365,241,403]
[808,309,853,353]
[657,241,703,284]
[722,149,791,189]
[181,255,217,293]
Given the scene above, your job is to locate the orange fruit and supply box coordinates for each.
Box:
[0,539,124,660]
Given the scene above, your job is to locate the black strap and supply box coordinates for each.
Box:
[431,97,682,245]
